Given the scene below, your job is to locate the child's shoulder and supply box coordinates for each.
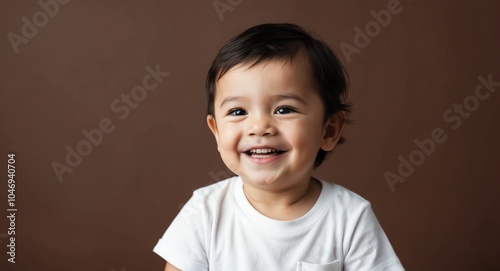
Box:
[191,176,237,199]
[177,177,236,215]
[317,179,372,211]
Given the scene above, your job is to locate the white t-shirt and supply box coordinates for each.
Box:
[154,176,404,271]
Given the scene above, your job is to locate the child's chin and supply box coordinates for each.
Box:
[242,174,284,187]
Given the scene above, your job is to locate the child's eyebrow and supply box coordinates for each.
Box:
[219,94,307,108]
[275,94,307,105]
[220,96,243,108]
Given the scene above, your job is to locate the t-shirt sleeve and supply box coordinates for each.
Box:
[343,202,405,271]
[153,192,209,271]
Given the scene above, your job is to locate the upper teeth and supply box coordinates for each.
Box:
[250,148,276,154]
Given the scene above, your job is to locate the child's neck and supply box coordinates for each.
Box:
[242,177,322,221]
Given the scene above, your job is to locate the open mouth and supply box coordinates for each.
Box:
[244,148,285,158]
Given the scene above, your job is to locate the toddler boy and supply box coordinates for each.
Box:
[154,23,404,271]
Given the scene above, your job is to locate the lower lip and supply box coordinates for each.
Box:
[244,152,285,164]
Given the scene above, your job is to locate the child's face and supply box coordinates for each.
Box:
[207,53,342,190]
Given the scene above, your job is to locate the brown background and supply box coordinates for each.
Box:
[1,0,499,270]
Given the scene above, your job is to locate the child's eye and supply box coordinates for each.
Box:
[228,108,247,116]
[275,106,296,115]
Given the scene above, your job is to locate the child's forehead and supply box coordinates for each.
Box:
[220,51,313,83]
[214,55,318,103]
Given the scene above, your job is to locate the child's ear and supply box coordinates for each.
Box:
[320,111,346,151]
[206,115,219,146]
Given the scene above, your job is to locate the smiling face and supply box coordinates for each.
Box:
[207,52,344,191]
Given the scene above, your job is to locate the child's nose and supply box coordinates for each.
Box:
[246,113,277,137]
